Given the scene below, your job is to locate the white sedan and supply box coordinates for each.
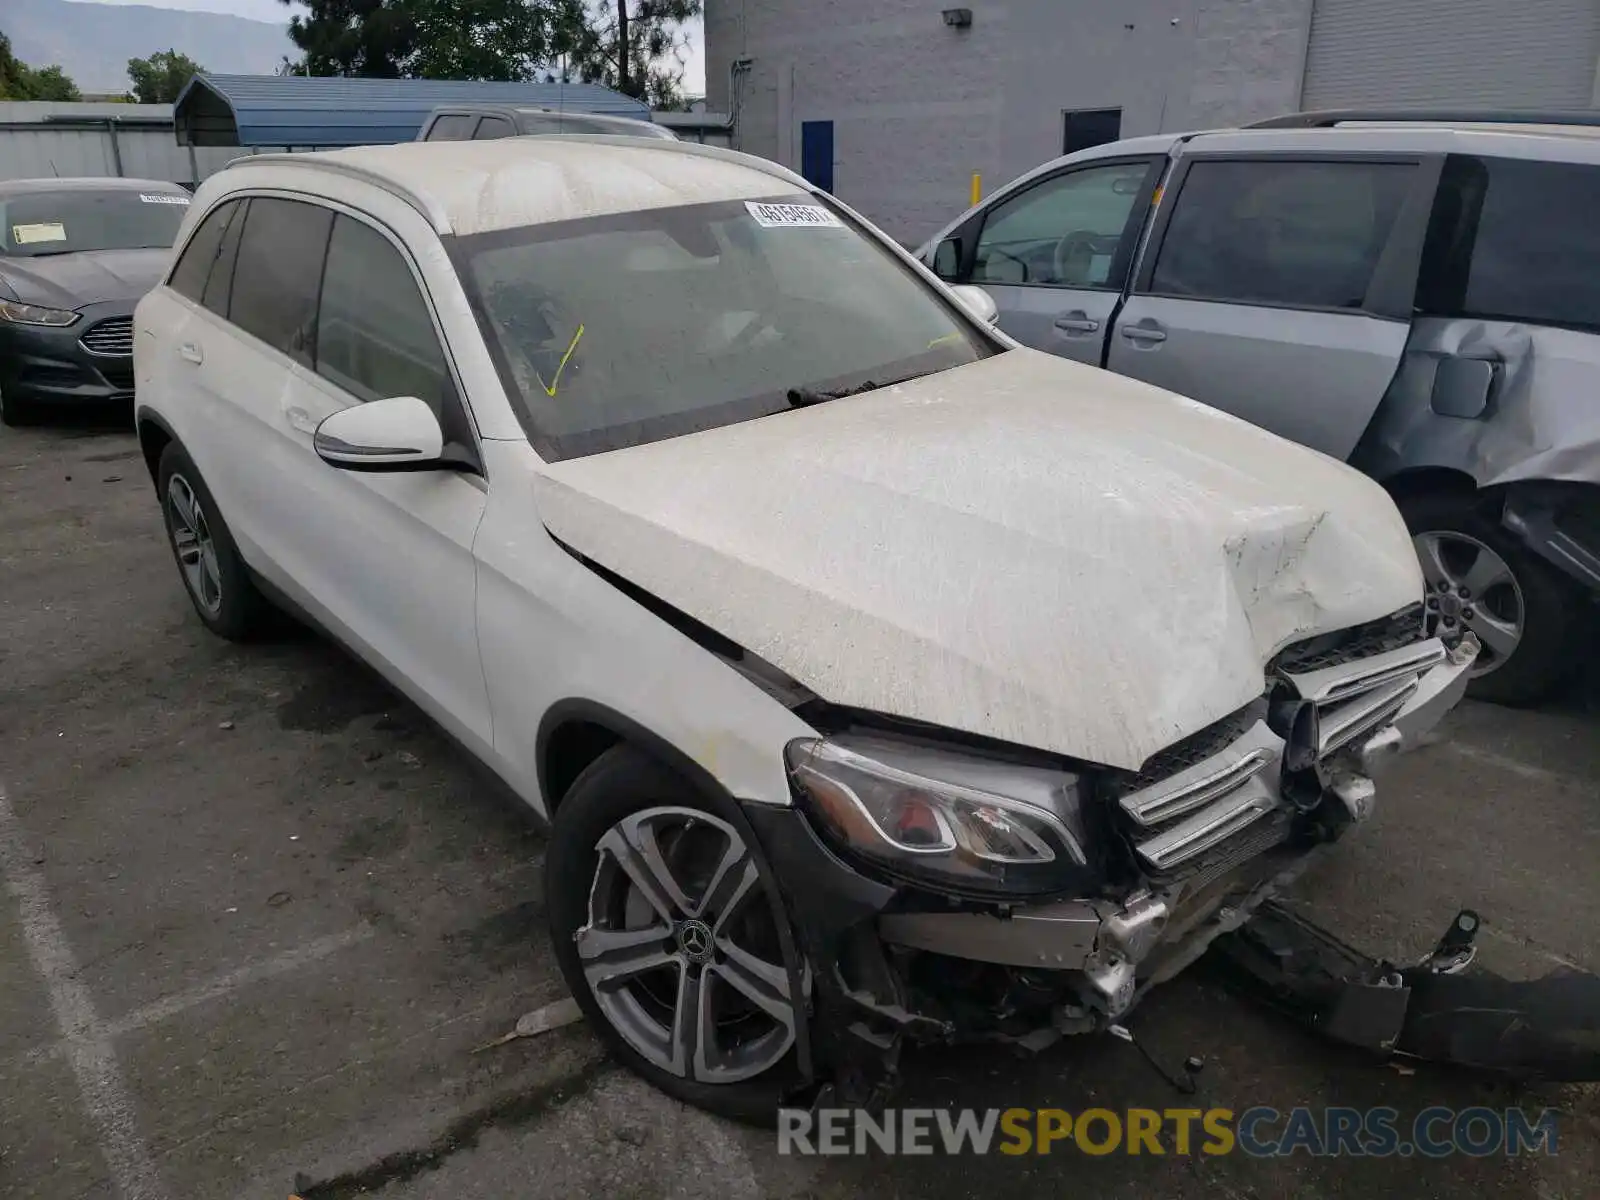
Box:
[134,136,1476,1118]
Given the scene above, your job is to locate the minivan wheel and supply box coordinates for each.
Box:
[1399,491,1577,705]
[157,442,269,640]
[547,746,805,1123]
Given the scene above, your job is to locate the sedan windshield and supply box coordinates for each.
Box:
[455,194,994,460]
[1,189,190,257]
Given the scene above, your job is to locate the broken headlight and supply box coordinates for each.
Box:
[785,733,1089,896]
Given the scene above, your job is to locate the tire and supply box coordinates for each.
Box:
[157,442,269,640]
[1398,490,1578,706]
[546,745,806,1124]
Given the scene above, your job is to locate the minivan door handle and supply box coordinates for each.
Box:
[1053,311,1101,335]
[1120,322,1167,345]
[178,342,203,364]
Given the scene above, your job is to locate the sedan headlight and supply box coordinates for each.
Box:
[786,732,1090,896]
[0,299,80,327]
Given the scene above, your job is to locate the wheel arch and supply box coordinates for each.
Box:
[135,408,179,485]
[535,699,748,816]
[1380,465,1482,506]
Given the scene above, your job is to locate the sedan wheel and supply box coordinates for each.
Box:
[1413,529,1523,676]
[577,806,797,1084]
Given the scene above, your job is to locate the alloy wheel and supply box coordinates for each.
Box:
[167,473,223,617]
[576,806,797,1084]
[1414,530,1523,676]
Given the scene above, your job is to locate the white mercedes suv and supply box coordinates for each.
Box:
[134,136,1477,1119]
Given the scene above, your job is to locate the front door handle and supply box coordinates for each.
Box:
[178,342,203,364]
[1120,323,1167,345]
[1054,311,1101,335]
[284,405,316,434]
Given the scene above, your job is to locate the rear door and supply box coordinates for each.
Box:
[1107,153,1435,459]
[931,156,1162,365]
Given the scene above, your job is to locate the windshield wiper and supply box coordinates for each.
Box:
[786,372,929,408]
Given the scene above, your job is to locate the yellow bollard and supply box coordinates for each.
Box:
[970,172,982,207]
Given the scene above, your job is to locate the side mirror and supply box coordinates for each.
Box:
[949,283,999,326]
[313,396,445,471]
[931,237,962,279]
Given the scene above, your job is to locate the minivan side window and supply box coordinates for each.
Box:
[474,116,516,139]
[315,214,452,415]
[166,199,242,304]
[1418,155,1600,333]
[1149,159,1413,311]
[228,198,334,366]
[426,114,477,141]
[970,161,1152,289]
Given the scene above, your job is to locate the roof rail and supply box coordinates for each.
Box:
[1248,108,1600,130]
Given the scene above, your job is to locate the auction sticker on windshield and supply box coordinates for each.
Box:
[12,222,66,244]
[139,193,190,205]
[746,201,843,229]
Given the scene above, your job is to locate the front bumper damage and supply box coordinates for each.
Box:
[748,629,1600,1107]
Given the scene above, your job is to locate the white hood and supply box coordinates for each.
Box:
[532,349,1423,772]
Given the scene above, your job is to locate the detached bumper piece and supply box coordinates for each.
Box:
[1209,901,1600,1081]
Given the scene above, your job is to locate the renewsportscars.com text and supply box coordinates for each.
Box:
[778,1106,1561,1158]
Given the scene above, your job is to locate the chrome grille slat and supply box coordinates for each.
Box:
[80,316,133,357]
[1134,781,1280,872]
[1316,676,1419,757]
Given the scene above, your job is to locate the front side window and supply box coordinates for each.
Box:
[1149,159,1413,310]
[315,214,452,413]
[1,188,190,257]
[455,194,994,461]
[474,116,516,140]
[228,198,333,365]
[1418,155,1600,332]
[426,114,477,141]
[971,161,1151,289]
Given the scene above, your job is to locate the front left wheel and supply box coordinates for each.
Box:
[546,746,806,1123]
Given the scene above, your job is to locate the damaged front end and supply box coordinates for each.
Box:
[744,608,1486,1108]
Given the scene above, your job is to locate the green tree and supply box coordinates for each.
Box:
[561,0,701,106]
[0,33,82,101]
[282,0,419,78]
[127,49,206,104]
[408,0,572,80]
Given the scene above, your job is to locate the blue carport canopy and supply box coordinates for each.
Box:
[173,73,650,148]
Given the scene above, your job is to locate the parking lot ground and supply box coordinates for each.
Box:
[2,414,1597,1200]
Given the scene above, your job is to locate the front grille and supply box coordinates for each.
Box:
[79,316,133,357]
[1107,603,1433,878]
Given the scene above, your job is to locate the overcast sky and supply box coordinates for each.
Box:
[76,0,708,95]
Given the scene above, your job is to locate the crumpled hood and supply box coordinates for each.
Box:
[533,348,1424,771]
[0,248,170,308]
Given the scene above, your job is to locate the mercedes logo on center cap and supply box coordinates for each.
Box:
[677,919,714,963]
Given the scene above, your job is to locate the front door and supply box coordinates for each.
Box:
[960,157,1160,366]
[1107,155,1426,460]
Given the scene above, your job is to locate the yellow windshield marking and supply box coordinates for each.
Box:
[537,323,586,397]
[927,332,962,349]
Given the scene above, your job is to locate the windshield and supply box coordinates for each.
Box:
[1,189,190,257]
[455,194,993,460]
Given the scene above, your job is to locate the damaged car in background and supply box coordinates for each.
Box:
[135,136,1497,1122]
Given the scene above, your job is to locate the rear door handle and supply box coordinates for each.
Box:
[1120,324,1167,345]
[178,342,203,364]
[1053,312,1101,334]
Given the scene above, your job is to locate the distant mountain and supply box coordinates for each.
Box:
[6,0,295,95]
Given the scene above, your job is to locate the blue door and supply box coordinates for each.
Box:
[800,121,834,194]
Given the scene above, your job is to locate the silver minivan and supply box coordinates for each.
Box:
[920,110,1600,704]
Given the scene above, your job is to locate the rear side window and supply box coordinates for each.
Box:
[1149,159,1413,310]
[167,199,242,303]
[1418,155,1600,333]
[425,114,476,141]
[315,214,452,414]
[228,198,333,365]
[474,116,516,139]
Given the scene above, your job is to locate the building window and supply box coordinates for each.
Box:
[1062,109,1122,157]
